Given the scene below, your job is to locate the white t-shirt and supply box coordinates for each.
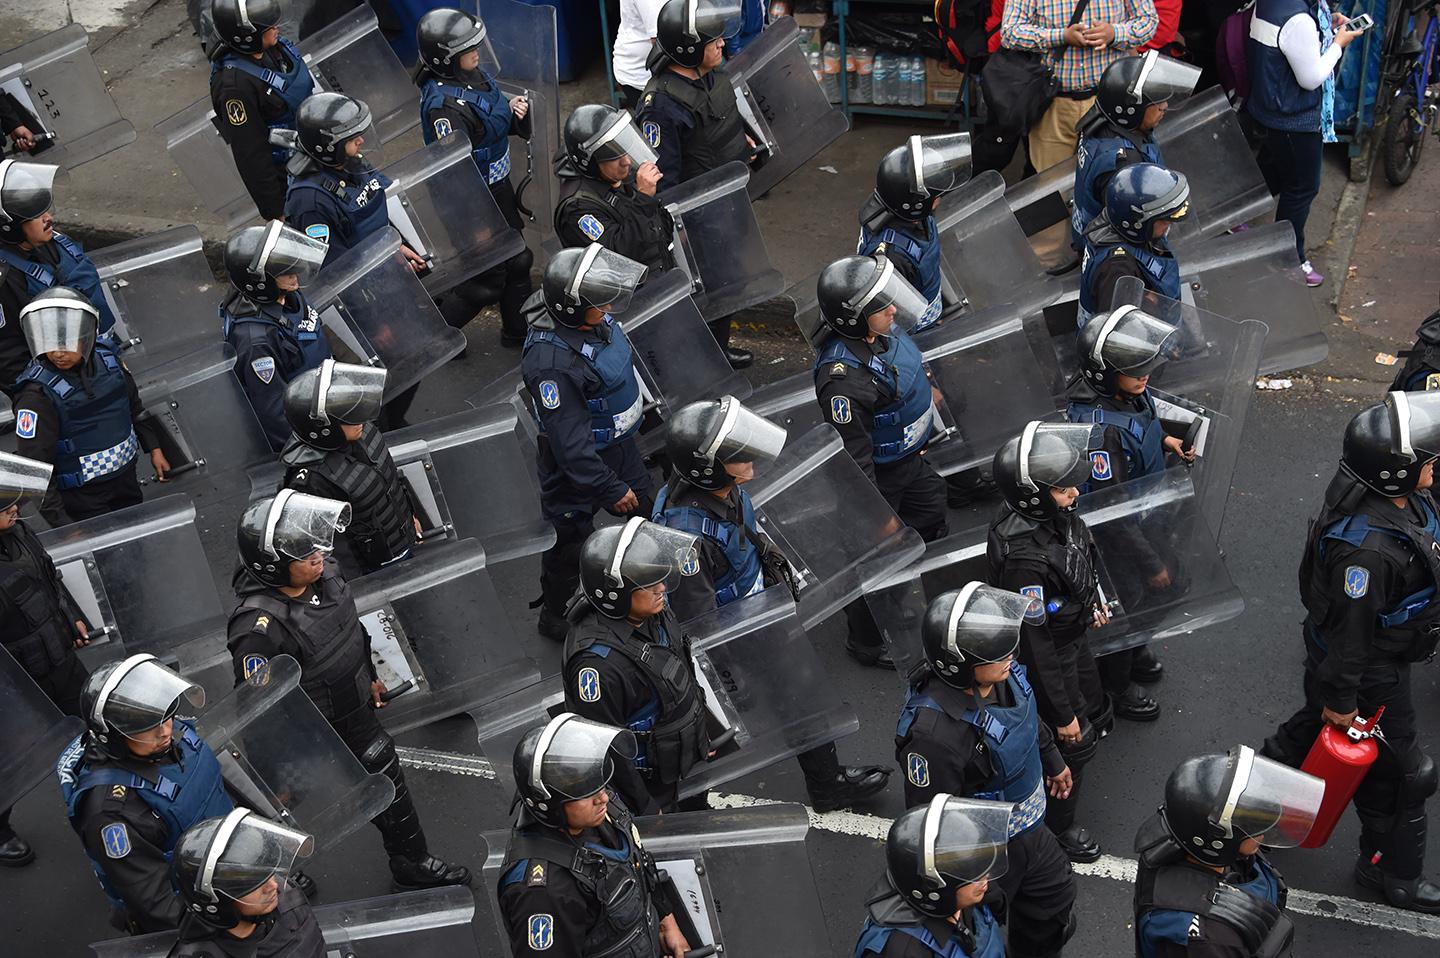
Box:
[613,0,669,90]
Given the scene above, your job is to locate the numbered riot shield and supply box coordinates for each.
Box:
[723,17,849,200]
[663,161,785,320]
[0,646,85,812]
[1155,87,1274,243]
[382,137,529,297]
[936,171,1065,319]
[0,25,135,169]
[197,654,395,850]
[37,495,228,671]
[307,226,465,397]
[90,885,483,958]
[303,6,418,143]
[482,804,828,958]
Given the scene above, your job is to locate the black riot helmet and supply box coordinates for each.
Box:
[415,7,500,82]
[237,489,351,587]
[1078,304,1180,395]
[874,133,972,220]
[224,220,328,304]
[294,93,372,167]
[563,105,659,178]
[1104,162,1190,248]
[174,808,314,929]
[19,286,100,359]
[578,517,699,618]
[920,584,1031,690]
[0,159,57,242]
[283,359,388,452]
[512,714,639,828]
[993,421,1103,520]
[80,654,206,760]
[655,0,741,69]
[664,396,787,491]
[0,451,51,512]
[816,254,930,339]
[1341,391,1440,497]
[541,244,648,327]
[210,0,283,56]
[1159,745,1324,868]
[1095,51,1200,131]
[884,795,1011,917]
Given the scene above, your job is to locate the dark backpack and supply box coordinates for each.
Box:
[1216,1,1257,110]
[934,0,994,65]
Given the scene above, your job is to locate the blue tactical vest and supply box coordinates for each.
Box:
[524,317,644,449]
[212,37,315,164]
[0,233,118,333]
[854,906,1005,958]
[220,293,332,371]
[652,484,764,605]
[57,721,233,910]
[1066,390,1167,492]
[286,167,394,251]
[1315,498,1440,634]
[419,75,513,185]
[814,330,934,465]
[856,218,944,332]
[1071,134,1165,246]
[1078,236,1181,315]
[17,342,138,489]
[1138,857,1282,958]
[896,667,1046,836]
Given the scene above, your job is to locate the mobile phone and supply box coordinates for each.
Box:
[1345,12,1375,31]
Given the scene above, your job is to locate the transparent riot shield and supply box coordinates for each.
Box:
[303,6,418,144]
[197,654,395,850]
[746,424,925,630]
[89,227,226,375]
[0,25,135,169]
[663,161,785,320]
[307,226,465,398]
[153,96,263,229]
[90,885,482,958]
[382,137,529,297]
[936,171,1065,318]
[623,268,755,410]
[0,646,85,813]
[1156,87,1274,242]
[482,804,828,958]
[36,495,228,671]
[724,16,849,200]
[746,369,824,438]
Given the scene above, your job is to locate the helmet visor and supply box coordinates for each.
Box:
[0,160,57,223]
[946,583,1030,658]
[254,221,327,288]
[97,655,206,735]
[692,0,743,40]
[19,298,99,356]
[1090,305,1179,377]
[571,244,648,314]
[1387,390,1440,463]
[1019,422,1103,491]
[707,396,787,468]
[1130,51,1201,106]
[851,257,932,331]
[911,133,972,195]
[928,796,1012,884]
[0,451,52,510]
[607,517,700,590]
[265,490,352,561]
[203,811,315,900]
[584,111,658,169]
[532,714,639,801]
[1218,747,1325,848]
[316,360,387,424]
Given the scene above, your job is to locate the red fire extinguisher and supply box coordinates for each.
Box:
[1299,707,1385,849]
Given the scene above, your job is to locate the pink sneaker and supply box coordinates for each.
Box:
[1300,260,1324,287]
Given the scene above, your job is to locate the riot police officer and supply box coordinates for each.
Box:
[12,287,169,525]
[856,133,972,334]
[58,655,236,933]
[414,7,535,346]
[167,808,323,958]
[1071,51,1198,248]
[987,422,1110,863]
[563,518,711,815]
[1078,164,1190,328]
[556,104,673,271]
[1390,295,1440,393]
[0,160,117,391]
[0,451,90,866]
[208,0,315,222]
[1134,746,1324,957]
[521,245,653,641]
[1261,391,1440,913]
[221,220,333,451]
[853,795,1009,958]
[497,714,693,958]
[654,397,892,812]
[813,254,947,668]
[279,361,420,577]
[895,585,1078,958]
[228,491,471,891]
[637,0,754,369]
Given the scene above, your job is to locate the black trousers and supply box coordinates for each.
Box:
[1042,637,1104,837]
[538,492,657,617]
[435,176,534,342]
[996,825,1078,958]
[334,706,429,863]
[46,462,143,527]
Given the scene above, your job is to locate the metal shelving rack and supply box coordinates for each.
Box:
[832,0,971,123]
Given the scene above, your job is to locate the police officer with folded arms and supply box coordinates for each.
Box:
[228,490,470,892]
[895,584,1078,958]
[521,245,654,641]
[1261,391,1440,913]
[1078,164,1190,328]
[208,0,315,222]
[279,361,421,577]
[221,220,333,451]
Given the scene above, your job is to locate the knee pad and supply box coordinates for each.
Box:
[1405,752,1438,804]
[359,731,400,778]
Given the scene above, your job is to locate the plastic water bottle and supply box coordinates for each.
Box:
[808,48,823,88]
[854,47,874,104]
[872,53,892,105]
[912,57,928,106]
[821,41,841,103]
[895,56,911,106]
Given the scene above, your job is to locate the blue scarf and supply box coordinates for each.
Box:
[1317,0,1338,142]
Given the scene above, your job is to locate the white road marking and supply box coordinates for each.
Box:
[395,745,496,779]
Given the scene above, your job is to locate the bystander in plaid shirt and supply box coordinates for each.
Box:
[1001,0,1159,93]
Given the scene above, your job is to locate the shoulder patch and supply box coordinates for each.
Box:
[1090,450,1112,481]
[1426,373,1440,391]
[526,861,548,887]
[577,666,601,703]
[830,395,852,424]
[304,224,330,246]
[905,752,930,788]
[250,356,276,384]
[528,914,554,951]
[225,98,248,126]
[1019,585,1046,623]
[1344,565,1370,599]
[242,653,268,680]
[577,213,605,241]
[433,117,453,139]
[101,823,131,859]
[538,380,561,410]
[642,120,661,149]
[15,408,37,439]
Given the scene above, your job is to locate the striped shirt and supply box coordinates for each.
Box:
[1001,0,1160,93]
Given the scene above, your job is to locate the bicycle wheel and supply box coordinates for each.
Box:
[1383,92,1427,185]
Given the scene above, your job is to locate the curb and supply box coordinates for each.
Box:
[1327,133,1380,311]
